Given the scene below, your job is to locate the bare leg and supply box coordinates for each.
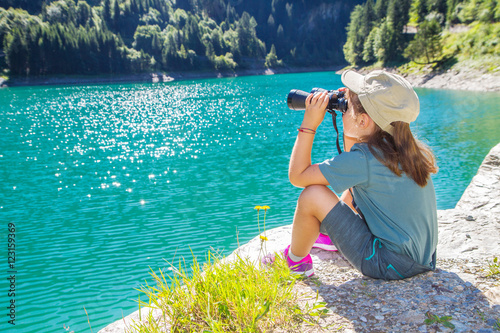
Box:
[290,185,340,257]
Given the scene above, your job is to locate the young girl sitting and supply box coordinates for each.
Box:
[285,70,438,280]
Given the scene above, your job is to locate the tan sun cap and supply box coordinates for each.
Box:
[341,70,420,136]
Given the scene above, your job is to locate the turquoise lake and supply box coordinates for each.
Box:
[0,71,499,332]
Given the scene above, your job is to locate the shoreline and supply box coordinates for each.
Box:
[0,66,341,88]
[2,65,499,92]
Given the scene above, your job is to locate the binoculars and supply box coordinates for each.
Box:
[287,88,348,113]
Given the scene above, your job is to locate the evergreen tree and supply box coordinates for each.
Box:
[236,12,259,57]
[103,0,112,26]
[343,5,365,65]
[374,0,390,20]
[364,0,377,26]
[446,0,461,23]
[411,0,429,23]
[386,0,412,61]
[76,1,92,27]
[5,28,28,75]
[373,19,394,63]
[362,26,378,63]
[427,0,448,16]
[264,43,282,67]
[133,24,162,59]
[113,0,120,30]
[404,18,442,63]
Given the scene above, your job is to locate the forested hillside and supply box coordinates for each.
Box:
[343,0,500,71]
[2,0,498,79]
[0,0,361,77]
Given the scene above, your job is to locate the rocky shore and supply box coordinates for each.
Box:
[399,68,500,92]
[100,143,500,332]
[343,66,500,92]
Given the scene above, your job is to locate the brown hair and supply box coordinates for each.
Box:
[349,92,438,187]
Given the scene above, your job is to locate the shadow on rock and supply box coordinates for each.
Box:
[301,256,500,332]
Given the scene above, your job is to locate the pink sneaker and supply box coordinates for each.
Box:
[283,245,314,277]
[312,233,338,251]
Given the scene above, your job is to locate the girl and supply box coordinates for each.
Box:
[285,70,438,280]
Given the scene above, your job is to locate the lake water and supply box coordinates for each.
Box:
[0,72,499,332]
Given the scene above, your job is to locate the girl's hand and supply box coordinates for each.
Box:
[303,91,329,130]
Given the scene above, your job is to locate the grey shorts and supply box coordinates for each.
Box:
[320,201,435,280]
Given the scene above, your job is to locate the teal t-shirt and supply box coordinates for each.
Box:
[318,143,438,267]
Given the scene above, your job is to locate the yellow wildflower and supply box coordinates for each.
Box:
[262,205,270,211]
[260,235,268,241]
[254,205,262,210]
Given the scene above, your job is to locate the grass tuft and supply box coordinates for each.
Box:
[486,257,500,277]
[130,251,305,332]
[494,319,500,331]
[424,311,455,329]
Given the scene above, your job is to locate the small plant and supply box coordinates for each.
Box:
[84,307,93,333]
[296,291,329,326]
[476,308,486,321]
[486,257,500,277]
[254,205,270,256]
[494,319,500,331]
[424,311,455,329]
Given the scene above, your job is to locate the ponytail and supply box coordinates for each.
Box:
[367,122,438,187]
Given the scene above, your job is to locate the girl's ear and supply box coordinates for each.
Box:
[358,113,371,128]
[359,113,377,135]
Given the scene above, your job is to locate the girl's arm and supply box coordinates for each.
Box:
[288,92,330,188]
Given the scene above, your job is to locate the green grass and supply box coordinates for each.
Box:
[128,205,329,332]
[486,257,500,277]
[424,312,455,329]
[130,251,317,332]
[494,319,500,331]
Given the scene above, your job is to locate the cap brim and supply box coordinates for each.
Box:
[341,70,364,94]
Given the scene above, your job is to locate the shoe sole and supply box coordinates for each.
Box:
[312,243,338,251]
[303,268,315,277]
[291,268,315,277]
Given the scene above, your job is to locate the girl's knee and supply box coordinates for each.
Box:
[299,185,329,200]
[299,185,331,203]
[298,185,339,217]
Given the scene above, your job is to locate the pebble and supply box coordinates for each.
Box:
[433,295,458,303]
[486,318,498,326]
